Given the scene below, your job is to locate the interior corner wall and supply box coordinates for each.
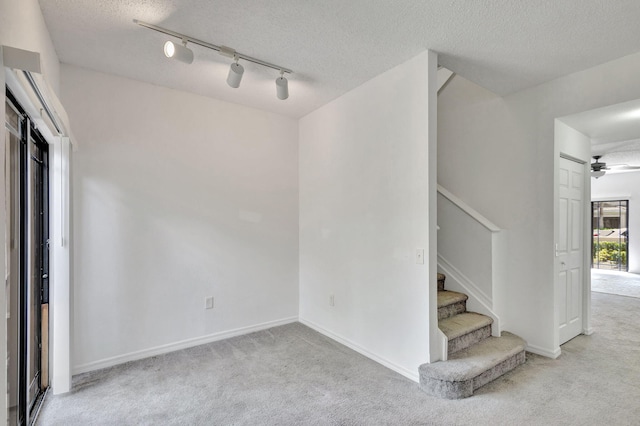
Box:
[592,172,640,274]
[0,0,61,95]
[298,50,434,381]
[438,51,640,357]
[60,64,299,372]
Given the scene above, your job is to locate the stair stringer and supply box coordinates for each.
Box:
[439,328,448,361]
[437,254,501,337]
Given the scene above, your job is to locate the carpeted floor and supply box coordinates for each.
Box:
[37,292,640,425]
[592,269,640,298]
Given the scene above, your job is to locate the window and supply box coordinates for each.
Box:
[592,200,628,271]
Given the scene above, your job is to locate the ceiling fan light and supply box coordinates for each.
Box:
[590,155,608,178]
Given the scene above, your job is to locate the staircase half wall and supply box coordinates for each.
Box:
[437,185,508,337]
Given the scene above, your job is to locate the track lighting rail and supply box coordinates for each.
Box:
[133,19,293,74]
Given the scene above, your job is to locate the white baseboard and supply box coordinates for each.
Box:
[526,343,561,359]
[299,318,419,383]
[72,316,298,375]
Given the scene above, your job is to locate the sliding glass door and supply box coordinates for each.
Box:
[592,200,629,271]
[6,89,49,426]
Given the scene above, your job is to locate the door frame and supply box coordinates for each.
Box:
[554,120,593,355]
[5,65,73,397]
[27,120,50,418]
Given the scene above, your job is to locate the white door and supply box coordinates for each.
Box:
[557,157,585,344]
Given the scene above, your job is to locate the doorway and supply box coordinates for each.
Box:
[6,89,50,425]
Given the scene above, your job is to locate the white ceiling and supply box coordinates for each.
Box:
[39,0,640,118]
[560,99,640,168]
[560,99,640,147]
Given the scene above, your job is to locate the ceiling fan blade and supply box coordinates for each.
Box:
[607,164,640,170]
[605,166,640,174]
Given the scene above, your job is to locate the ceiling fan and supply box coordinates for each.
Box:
[591,155,640,178]
[590,155,607,178]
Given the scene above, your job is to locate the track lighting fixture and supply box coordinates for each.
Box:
[163,39,194,64]
[276,71,289,100]
[135,19,293,100]
[227,56,244,88]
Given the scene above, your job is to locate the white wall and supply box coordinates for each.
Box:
[0,0,60,95]
[555,121,592,162]
[592,172,640,274]
[299,51,437,381]
[61,65,299,372]
[438,51,640,357]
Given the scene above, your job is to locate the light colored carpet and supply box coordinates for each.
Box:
[592,269,640,298]
[37,292,640,425]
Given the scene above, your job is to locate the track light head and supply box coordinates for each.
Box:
[139,21,294,98]
[163,39,194,64]
[276,71,289,100]
[227,58,244,88]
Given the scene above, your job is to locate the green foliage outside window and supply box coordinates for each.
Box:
[593,241,627,265]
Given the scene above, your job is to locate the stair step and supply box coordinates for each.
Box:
[437,273,446,291]
[437,290,468,320]
[419,331,526,399]
[439,312,492,354]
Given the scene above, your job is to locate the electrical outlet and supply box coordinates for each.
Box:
[416,249,424,264]
[329,294,335,307]
[205,296,214,310]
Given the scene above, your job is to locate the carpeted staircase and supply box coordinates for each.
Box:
[419,273,526,399]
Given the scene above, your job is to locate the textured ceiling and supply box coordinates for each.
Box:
[560,99,640,168]
[39,0,640,118]
[561,99,640,147]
